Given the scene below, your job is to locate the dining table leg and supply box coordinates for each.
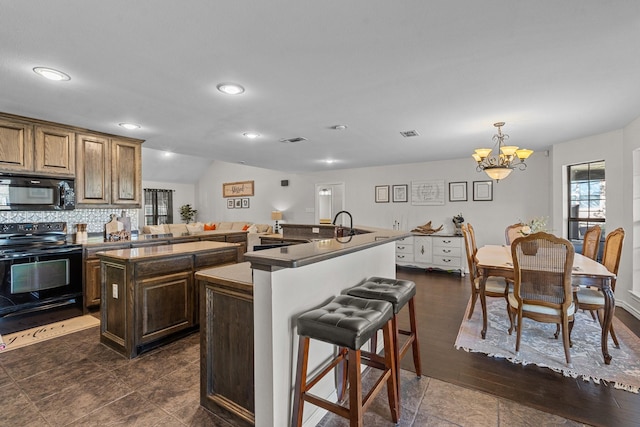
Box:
[600,277,615,365]
[479,270,488,339]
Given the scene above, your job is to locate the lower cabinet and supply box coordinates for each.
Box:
[396,234,466,276]
[197,262,254,425]
[98,242,241,358]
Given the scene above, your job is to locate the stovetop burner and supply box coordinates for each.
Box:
[0,222,70,249]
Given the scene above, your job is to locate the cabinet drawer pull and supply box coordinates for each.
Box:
[443,249,451,253]
[398,255,405,259]
[398,246,405,250]
[442,259,451,263]
[443,240,451,244]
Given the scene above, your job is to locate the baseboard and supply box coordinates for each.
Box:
[622,290,640,320]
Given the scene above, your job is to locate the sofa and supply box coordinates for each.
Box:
[140,222,273,251]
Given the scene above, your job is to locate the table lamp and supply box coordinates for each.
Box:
[271,211,283,234]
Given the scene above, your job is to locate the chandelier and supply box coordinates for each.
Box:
[472,122,533,181]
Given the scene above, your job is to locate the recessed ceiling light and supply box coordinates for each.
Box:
[33,67,71,81]
[243,132,260,139]
[217,83,245,95]
[331,125,348,130]
[324,159,336,164]
[119,123,141,130]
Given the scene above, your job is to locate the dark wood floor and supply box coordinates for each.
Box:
[394,266,640,427]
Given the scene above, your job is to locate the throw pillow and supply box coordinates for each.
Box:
[147,225,166,235]
[186,223,204,234]
[242,224,250,231]
[204,223,216,231]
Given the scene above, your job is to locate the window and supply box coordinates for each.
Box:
[144,188,173,225]
[567,161,606,245]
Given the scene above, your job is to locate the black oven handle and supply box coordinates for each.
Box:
[7,246,82,258]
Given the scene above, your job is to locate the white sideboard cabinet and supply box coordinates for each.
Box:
[395,234,466,276]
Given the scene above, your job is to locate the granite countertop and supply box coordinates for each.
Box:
[244,226,409,270]
[96,240,239,261]
[195,262,254,293]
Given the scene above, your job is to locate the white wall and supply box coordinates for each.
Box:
[140,180,196,225]
[623,116,640,317]
[196,154,551,250]
[552,128,638,317]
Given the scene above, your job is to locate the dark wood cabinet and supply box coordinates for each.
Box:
[76,133,110,204]
[111,138,141,206]
[76,134,142,207]
[98,241,242,358]
[0,113,141,187]
[34,125,75,176]
[197,262,254,425]
[84,242,130,309]
[0,117,34,173]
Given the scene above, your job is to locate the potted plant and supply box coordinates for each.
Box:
[452,213,464,236]
[179,204,198,224]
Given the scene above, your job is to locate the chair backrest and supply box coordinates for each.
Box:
[461,224,478,282]
[467,222,478,255]
[601,228,624,289]
[511,232,575,310]
[581,225,602,260]
[505,223,525,245]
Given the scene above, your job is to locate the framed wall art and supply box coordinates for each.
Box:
[473,180,493,201]
[227,199,235,209]
[392,184,408,203]
[449,181,467,202]
[411,180,445,205]
[234,198,242,208]
[375,185,390,203]
[241,198,250,208]
[223,180,254,198]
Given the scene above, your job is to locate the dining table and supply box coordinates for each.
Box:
[475,244,617,364]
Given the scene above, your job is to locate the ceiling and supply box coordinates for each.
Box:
[2,1,640,175]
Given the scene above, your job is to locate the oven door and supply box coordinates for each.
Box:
[0,246,83,317]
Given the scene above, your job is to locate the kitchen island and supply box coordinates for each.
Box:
[242,226,408,427]
[97,240,242,358]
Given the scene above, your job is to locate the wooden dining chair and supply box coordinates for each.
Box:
[508,232,575,366]
[581,225,602,261]
[575,227,625,347]
[461,224,510,320]
[505,223,525,245]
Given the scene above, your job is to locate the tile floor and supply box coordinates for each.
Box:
[0,326,587,426]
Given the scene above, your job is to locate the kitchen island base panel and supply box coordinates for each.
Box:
[252,242,397,427]
[98,241,241,358]
[198,262,255,425]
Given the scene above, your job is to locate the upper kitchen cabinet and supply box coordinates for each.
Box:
[0,113,143,208]
[76,134,142,208]
[34,125,76,177]
[75,133,110,205]
[0,116,75,177]
[111,138,142,206]
[0,117,35,173]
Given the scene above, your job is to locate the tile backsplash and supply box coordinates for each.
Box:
[0,208,139,233]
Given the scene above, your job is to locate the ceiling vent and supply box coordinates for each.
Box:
[400,130,420,138]
[279,137,308,143]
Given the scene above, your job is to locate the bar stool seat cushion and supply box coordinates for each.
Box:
[346,277,416,314]
[297,295,393,350]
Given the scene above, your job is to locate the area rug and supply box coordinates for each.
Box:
[455,297,640,393]
[0,315,100,352]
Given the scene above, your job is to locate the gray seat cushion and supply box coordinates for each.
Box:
[345,276,416,314]
[297,295,393,350]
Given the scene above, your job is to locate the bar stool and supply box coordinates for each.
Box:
[345,276,422,395]
[291,295,399,427]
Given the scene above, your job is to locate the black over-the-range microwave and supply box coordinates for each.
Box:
[0,174,75,211]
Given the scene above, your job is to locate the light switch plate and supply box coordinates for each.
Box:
[112,284,118,299]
